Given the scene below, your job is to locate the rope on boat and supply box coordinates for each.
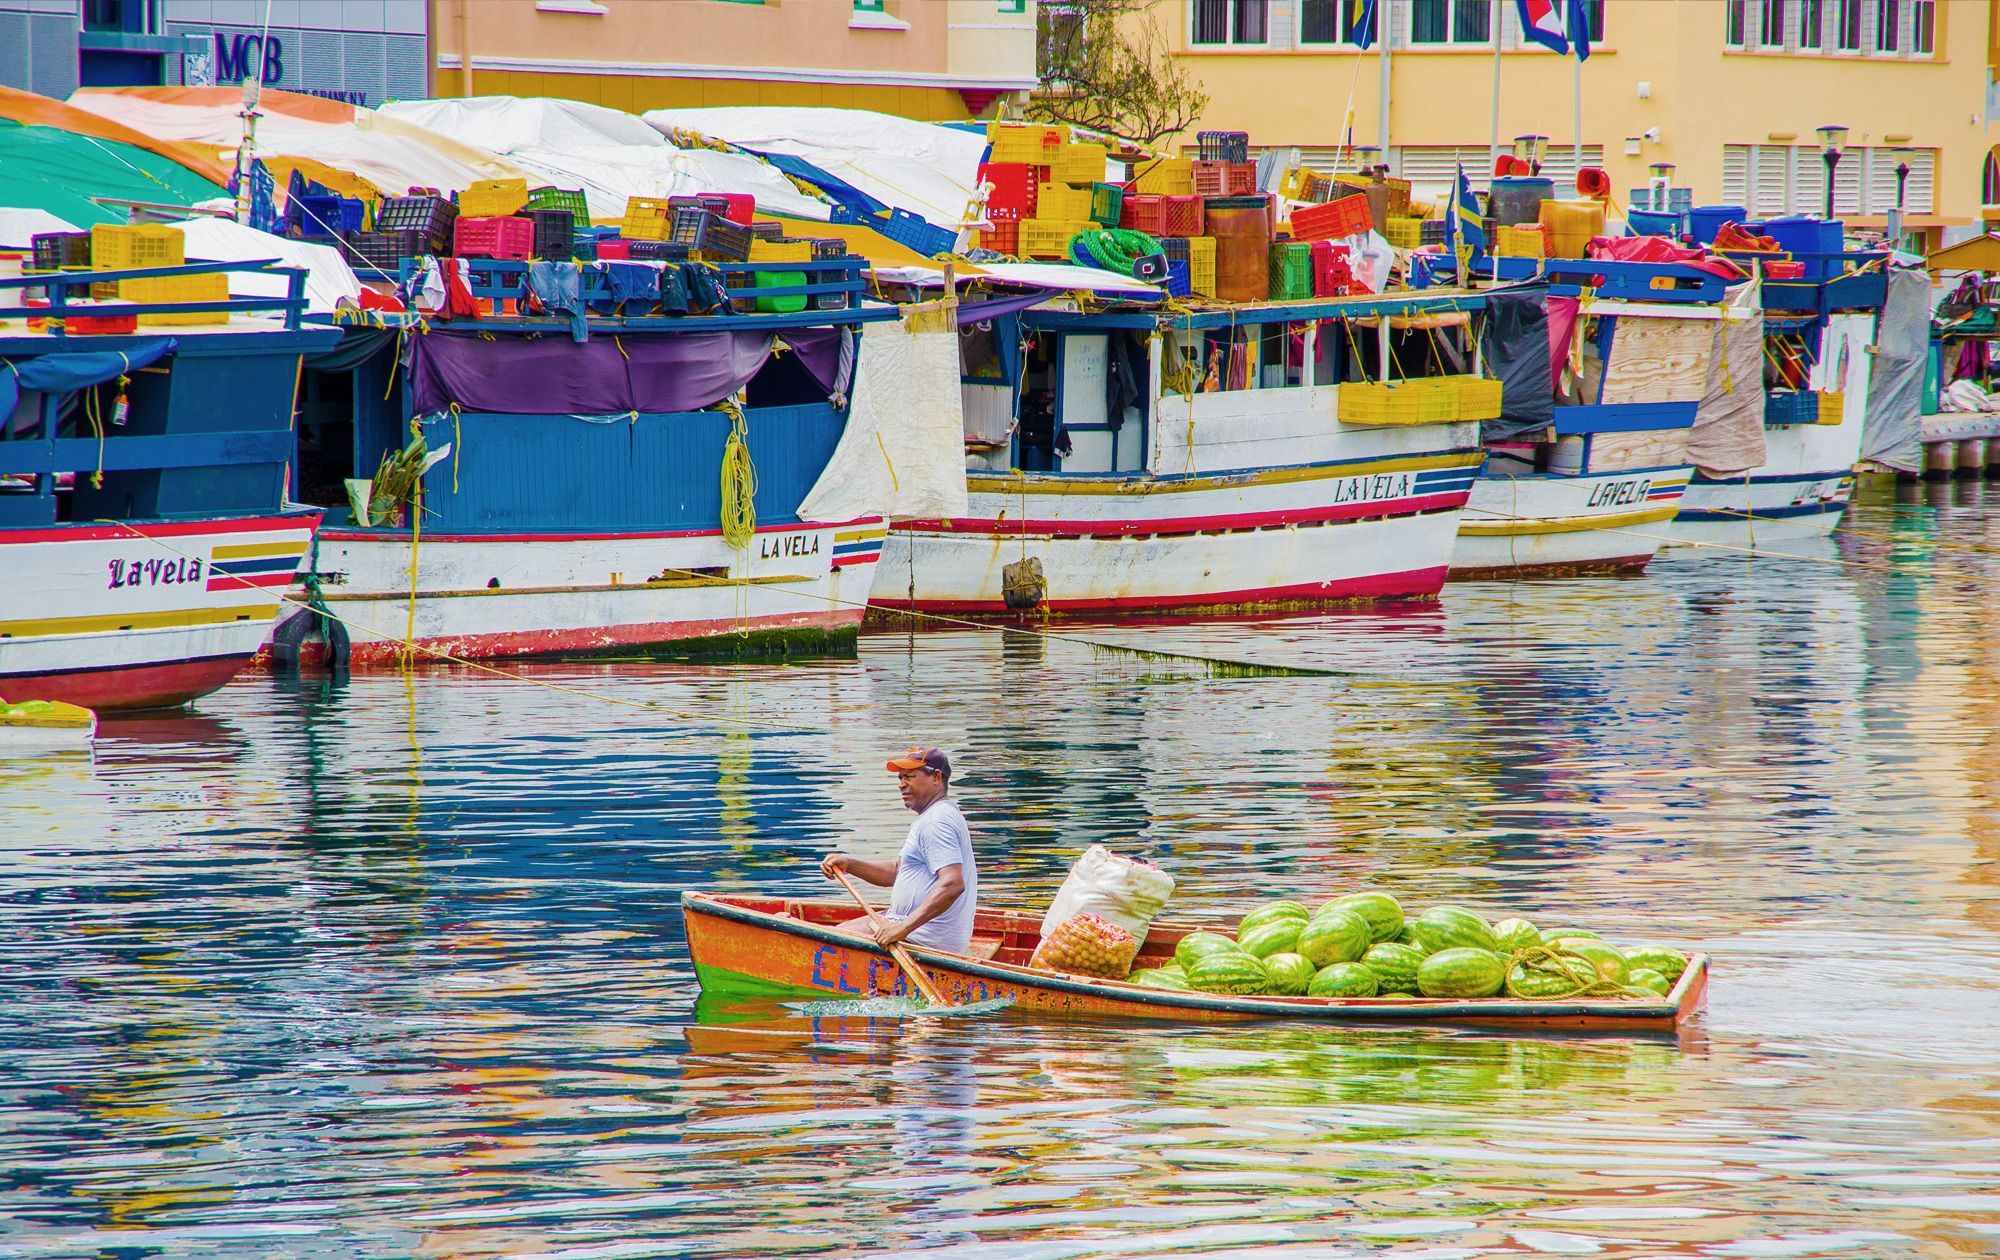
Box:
[715,397,758,551]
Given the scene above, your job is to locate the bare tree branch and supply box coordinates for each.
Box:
[1030,1,1208,150]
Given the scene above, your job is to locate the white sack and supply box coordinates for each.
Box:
[797,305,970,523]
[1040,846,1176,941]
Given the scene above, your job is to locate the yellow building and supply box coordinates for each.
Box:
[1145,0,1992,238]
[429,0,1037,120]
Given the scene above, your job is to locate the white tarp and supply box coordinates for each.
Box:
[164,217,361,314]
[1860,267,1928,472]
[798,306,969,523]
[0,208,79,248]
[646,106,988,229]
[64,90,528,198]
[379,97,829,222]
[1687,280,1767,477]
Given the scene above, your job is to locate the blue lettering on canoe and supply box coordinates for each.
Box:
[810,945,862,994]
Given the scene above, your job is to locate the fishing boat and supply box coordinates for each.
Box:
[0,255,336,710]
[1448,261,1725,577]
[873,289,1489,615]
[1669,245,1889,546]
[272,252,894,665]
[681,892,1709,1030]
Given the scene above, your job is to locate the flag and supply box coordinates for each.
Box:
[1514,0,1569,53]
[1447,163,1487,263]
[1349,0,1376,50]
[1567,0,1593,59]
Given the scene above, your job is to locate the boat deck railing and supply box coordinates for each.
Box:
[415,256,898,332]
[0,259,312,334]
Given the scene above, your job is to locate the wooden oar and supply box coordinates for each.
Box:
[832,869,949,1007]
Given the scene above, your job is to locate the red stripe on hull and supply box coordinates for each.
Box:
[254,607,866,668]
[830,555,881,568]
[898,493,1470,539]
[318,517,882,546]
[869,567,1450,615]
[0,512,318,546]
[207,571,297,591]
[1,656,248,712]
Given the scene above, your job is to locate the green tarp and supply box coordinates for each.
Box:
[0,118,225,227]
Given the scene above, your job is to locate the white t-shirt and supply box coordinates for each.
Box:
[886,797,977,953]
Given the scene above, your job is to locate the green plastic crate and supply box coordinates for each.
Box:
[1089,182,1124,227]
[526,186,591,223]
[1270,241,1314,300]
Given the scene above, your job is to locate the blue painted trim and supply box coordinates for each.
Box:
[1676,500,1848,522]
[1012,445,1486,486]
[1552,402,1699,434]
[1688,468,1855,486]
[13,431,296,475]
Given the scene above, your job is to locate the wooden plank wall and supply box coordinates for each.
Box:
[1598,317,1717,405]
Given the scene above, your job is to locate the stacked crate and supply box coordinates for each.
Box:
[996,121,1122,262]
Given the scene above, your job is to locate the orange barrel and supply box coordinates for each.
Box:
[1205,195,1273,303]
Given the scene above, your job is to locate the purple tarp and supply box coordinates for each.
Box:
[408,326,844,416]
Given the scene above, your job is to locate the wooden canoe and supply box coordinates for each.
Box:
[680,892,1709,1031]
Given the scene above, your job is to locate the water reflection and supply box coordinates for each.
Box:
[0,480,1997,1257]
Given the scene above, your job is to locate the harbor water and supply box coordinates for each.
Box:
[2,479,1997,1259]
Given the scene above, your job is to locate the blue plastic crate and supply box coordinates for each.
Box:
[1626,208,1684,239]
[1764,390,1820,425]
[1164,258,1190,297]
[294,194,364,237]
[878,208,957,259]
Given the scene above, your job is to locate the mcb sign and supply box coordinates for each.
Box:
[214,32,284,85]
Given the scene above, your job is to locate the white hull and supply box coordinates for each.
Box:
[277,519,885,664]
[1452,466,1692,576]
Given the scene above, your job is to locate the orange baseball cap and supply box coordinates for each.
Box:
[886,747,951,777]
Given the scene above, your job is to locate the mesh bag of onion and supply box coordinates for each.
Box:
[1029,913,1140,979]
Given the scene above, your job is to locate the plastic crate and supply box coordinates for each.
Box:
[90,224,184,272]
[809,267,853,311]
[877,208,957,258]
[1494,223,1545,257]
[802,237,849,259]
[375,195,457,250]
[626,239,691,261]
[1119,194,1168,235]
[1196,130,1250,163]
[748,220,787,241]
[1054,143,1108,185]
[750,237,814,263]
[1034,181,1092,224]
[454,215,535,260]
[1269,241,1314,300]
[1159,195,1203,237]
[1381,217,1424,250]
[1420,218,1449,245]
[620,197,677,241]
[1381,176,1412,218]
[1129,155,1194,196]
[1160,235,1216,296]
[669,209,752,261]
[118,272,231,326]
[515,207,574,260]
[526,186,589,221]
[726,267,809,315]
[1088,182,1124,227]
[977,161,1038,221]
[1194,161,1257,196]
[1162,258,1190,298]
[1291,194,1373,242]
[30,232,90,271]
[1764,390,1822,425]
[977,222,1019,255]
[596,239,634,260]
[1019,219,1087,259]
[1447,375,1505,422]
[459,178,530,218]
[340,229,430,274]
[987,122,1069,165]
[293,194,364,238]
[1339,380,1459,426]
[1816,390,1845,425]
[26,302,136,335]
[1311,240,1355,295]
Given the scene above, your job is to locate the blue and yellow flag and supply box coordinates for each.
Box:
[1447,163,1486,262]
[1350,0,1377,50]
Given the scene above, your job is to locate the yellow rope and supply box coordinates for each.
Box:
[716,397,757,551]
[403,416,424,669]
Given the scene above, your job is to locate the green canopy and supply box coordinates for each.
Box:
[0,118,226,227]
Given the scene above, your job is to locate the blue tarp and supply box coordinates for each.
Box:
[1,337,177,426]
[745,150,888,221]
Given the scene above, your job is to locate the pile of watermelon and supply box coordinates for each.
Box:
[1124,893,1689,1001]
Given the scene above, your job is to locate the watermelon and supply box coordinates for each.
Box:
[1308,961,1379,998]
[1262,952,1316,995]
[1361,942,1426,993]
[1186,950,1267,995]
[1392,924,1427,951]
[1415,947,1506,998]
[1622,945,1688,982]
[1323,892,1403,942]
[1505,960,1581,1000]
[1175,931,1241,971]
[1296,908,1371,967]
[1539,926,1600,944]
[1238,918,1305,959]
[1130,967,1193,991]
[1408,906,1498,955]
[1555,939,1628,984]
[1491,917,1540,954]
[1627,967,1670,996]
[1239,900,1310,935]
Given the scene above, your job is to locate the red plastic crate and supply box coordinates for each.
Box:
[1194,161,1256,196]
[1119,194,1167,234]
[1160,194,1204,236]
[1311,240,1362,296]
[596,239,633,260]
[1292,194,1374,242]
[977,222,1019,254]
[1765,260,1807,279]
[454,215,534,260]
[977,162,1038,222]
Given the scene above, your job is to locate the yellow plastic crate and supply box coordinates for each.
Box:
[620,196,675,241]
[90,224,184,271]
[987,122,1069,165]
[1184,235,1216,296]
[1019,218,1088,259]
[1035,181,1094,222]
[1447,375,1505,422]
[1053,142,1109,185]
[1339,380,1459,426]
[1494,223,1546,258]
[119,272,231,326]
[1130,155,1194,196]
[1814,390,1845,426]
[460,178,529,218]
[749,238,813,263]
[1380,217,1423,250]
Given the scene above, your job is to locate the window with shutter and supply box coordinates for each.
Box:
[1751,145,1791,215]
[1722,146,1751,205]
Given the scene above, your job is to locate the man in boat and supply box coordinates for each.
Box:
[819,747,977,954]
